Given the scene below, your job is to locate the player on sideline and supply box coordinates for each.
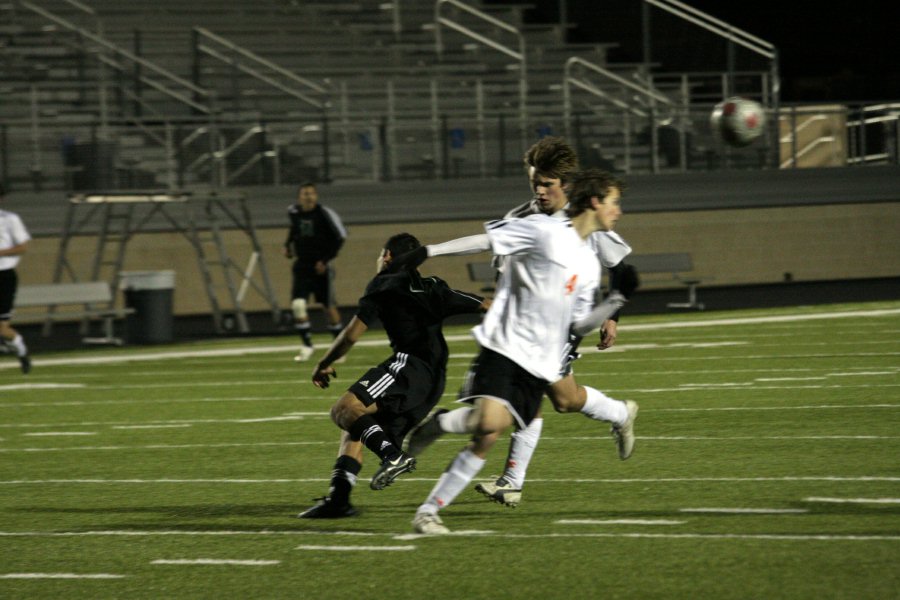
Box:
[0,183,31,374]
[299,233,489,518]
[283,182,347,362]
[392,169,638,534]
[408,139,637,509]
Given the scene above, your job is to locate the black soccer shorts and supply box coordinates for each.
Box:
[349,352,446,446]
[457,346,547,429]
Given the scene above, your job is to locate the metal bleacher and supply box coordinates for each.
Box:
[1,0,893,191]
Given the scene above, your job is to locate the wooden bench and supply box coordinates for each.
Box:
[14,282,135,345]
[626,253,706,310]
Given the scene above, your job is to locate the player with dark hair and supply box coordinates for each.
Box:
[298,233,490,518]
[0,183,31,374]
[283,182,347,362]
[395,169,638,534]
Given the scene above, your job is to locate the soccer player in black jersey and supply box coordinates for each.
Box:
[299,233,489,518]
[283,182,347,362]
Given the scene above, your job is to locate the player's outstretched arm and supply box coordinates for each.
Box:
[311,317,368,389]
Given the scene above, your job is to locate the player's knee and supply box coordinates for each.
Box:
[291,298,308,321]
[331,395,365,430]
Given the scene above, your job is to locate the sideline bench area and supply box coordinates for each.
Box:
[627,253,706,310]
[14,282,134,345]
[467,251,706,310]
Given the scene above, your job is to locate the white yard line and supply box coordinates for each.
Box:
[295,545,416,552]
[0,572,125,579]
[2,307,897,372]
[804,497,900,504]
[151,559,279,566]
[680,508,808,514]
[556,519,685,525]
[1,529,897,542]
[1,475,897,485]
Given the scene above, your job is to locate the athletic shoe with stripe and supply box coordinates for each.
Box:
[475,476,522,508]
[369,451,416,490]
[412,511,449,534]
[611,400,639,460]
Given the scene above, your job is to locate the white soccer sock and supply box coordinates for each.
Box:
[580,386,628,425]
[436,406,475,434]
[502,417,543,488]
[11,334,27,357]
[416,448,485,515]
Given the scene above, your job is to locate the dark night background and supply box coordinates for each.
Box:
[487,0,900,103]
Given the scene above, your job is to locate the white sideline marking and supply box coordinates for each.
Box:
[112,424,192,430]
[23,431,96,437]
[680,508,808,514]
[0,529,896,542]
[393,530,495,540]
[151,559,280,566]
[0,307,896,372]
[0,383,85,390]
[619,308,900,331]
[652,403,898,412]
[2,475,898,486]
[556,519,684,525]
[296,545,416,552]
[804,497,900,504]
[0,572,125,579]
[0,441,331,453]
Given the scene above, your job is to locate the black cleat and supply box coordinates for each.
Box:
[370,452,417,490]
[18,354,31,374]
[297,497,358,519]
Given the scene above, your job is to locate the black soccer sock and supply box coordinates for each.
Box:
[295,322,313,347]
[348,415,401,463]
[328,455,362,504]
[327,323,343,339]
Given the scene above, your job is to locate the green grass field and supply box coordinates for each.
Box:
[1,301,899,599]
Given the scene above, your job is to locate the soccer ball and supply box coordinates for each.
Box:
[710,97,766,147]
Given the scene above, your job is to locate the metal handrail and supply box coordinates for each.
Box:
[193,27,329,112]
[643,0,779,113]
[20,1,214,113]
[564,56,678,138]
[434,0,526,146]
[645,0,774,59]
[780,136,836,169]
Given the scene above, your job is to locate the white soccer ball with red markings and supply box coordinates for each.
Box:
[710,97,766,147]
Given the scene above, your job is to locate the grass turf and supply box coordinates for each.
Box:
[1,301,898,599]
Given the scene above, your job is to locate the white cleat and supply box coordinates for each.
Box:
[293,345,314,362]
[611,400,639,460]
[475,477,522,508]
[412,512,450,535]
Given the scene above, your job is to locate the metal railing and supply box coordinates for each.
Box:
[191,27,330,114]
[434,0,527,148]
[564,57,684,173]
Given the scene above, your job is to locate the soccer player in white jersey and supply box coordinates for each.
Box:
[396,169,638,534]
[478,139,636,506]
[0,184,31,374]
[409,139,638,509]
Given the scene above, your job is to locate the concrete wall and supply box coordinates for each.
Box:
[15,201,900,320]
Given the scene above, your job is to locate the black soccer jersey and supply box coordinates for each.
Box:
[356,270,483,372]
[284,204,346,272]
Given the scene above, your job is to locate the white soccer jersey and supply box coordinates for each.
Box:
[472,214,599,382]
[503,201,632,274]
[0,209,30,270]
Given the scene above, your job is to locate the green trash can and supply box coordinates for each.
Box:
[120,270,175,344]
